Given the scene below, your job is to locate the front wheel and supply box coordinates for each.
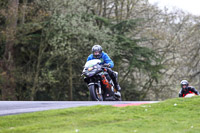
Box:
[88,85,103,101]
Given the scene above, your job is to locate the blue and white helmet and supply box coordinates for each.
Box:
[180,80,189,88]
[92,45,102,59]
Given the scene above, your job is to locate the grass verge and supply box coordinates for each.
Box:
[1,97,200,133]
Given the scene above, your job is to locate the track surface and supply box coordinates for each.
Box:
[0,101,158,116]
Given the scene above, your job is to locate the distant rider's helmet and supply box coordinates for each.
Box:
[180,80,189,89]
[92,45,102,59]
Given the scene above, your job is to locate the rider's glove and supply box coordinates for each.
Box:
[103,64,110,68]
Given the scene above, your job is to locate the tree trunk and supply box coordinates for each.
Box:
[114,0,119,22]
[21,0,27,25]
[67,41,73,101]
[1,0,19,100]
[68,61,73,101]
[30,31,46,101]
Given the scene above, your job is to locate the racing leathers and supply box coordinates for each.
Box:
[179,86,199,97]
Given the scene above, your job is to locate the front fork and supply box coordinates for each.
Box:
[98,80,102,94]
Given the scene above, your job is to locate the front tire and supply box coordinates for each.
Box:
[88,85,103,101]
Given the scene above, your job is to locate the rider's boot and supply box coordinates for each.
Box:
[116,85,121,92]
[112,72,121,91]
[111,72,121,97]
[107,68,121,97]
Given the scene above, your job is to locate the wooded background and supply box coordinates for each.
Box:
[0,0,200,101]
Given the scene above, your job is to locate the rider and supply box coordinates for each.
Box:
[87,45,121,93]
[179,80,199,97]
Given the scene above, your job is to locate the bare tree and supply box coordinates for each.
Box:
[1,0,19,100]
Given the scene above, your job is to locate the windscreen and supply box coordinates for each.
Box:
[84,59,101,67]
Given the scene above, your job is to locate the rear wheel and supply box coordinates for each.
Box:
[89,85,103,101]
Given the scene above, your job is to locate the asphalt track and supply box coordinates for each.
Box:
[0,101,158,116]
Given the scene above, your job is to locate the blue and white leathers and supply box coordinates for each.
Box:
[87,51,114,68]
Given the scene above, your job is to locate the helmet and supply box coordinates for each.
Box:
[92,45,102,59]
[180,80,189,88]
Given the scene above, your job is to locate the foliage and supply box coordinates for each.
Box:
[4,0,195,101]
[95,16,163,100]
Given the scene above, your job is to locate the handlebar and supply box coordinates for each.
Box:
[102,64,110,68]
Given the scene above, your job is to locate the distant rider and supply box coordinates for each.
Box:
[87,45,121,94]
[179,80,199,97]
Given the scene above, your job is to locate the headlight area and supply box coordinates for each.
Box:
[88,67,94,71]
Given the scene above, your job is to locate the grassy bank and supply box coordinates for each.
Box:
[1,97,200,133]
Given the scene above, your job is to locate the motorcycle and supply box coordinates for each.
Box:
[82,59,121,101]
[184,92,197,98]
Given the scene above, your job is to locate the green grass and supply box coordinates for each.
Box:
[1,97,200,133]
